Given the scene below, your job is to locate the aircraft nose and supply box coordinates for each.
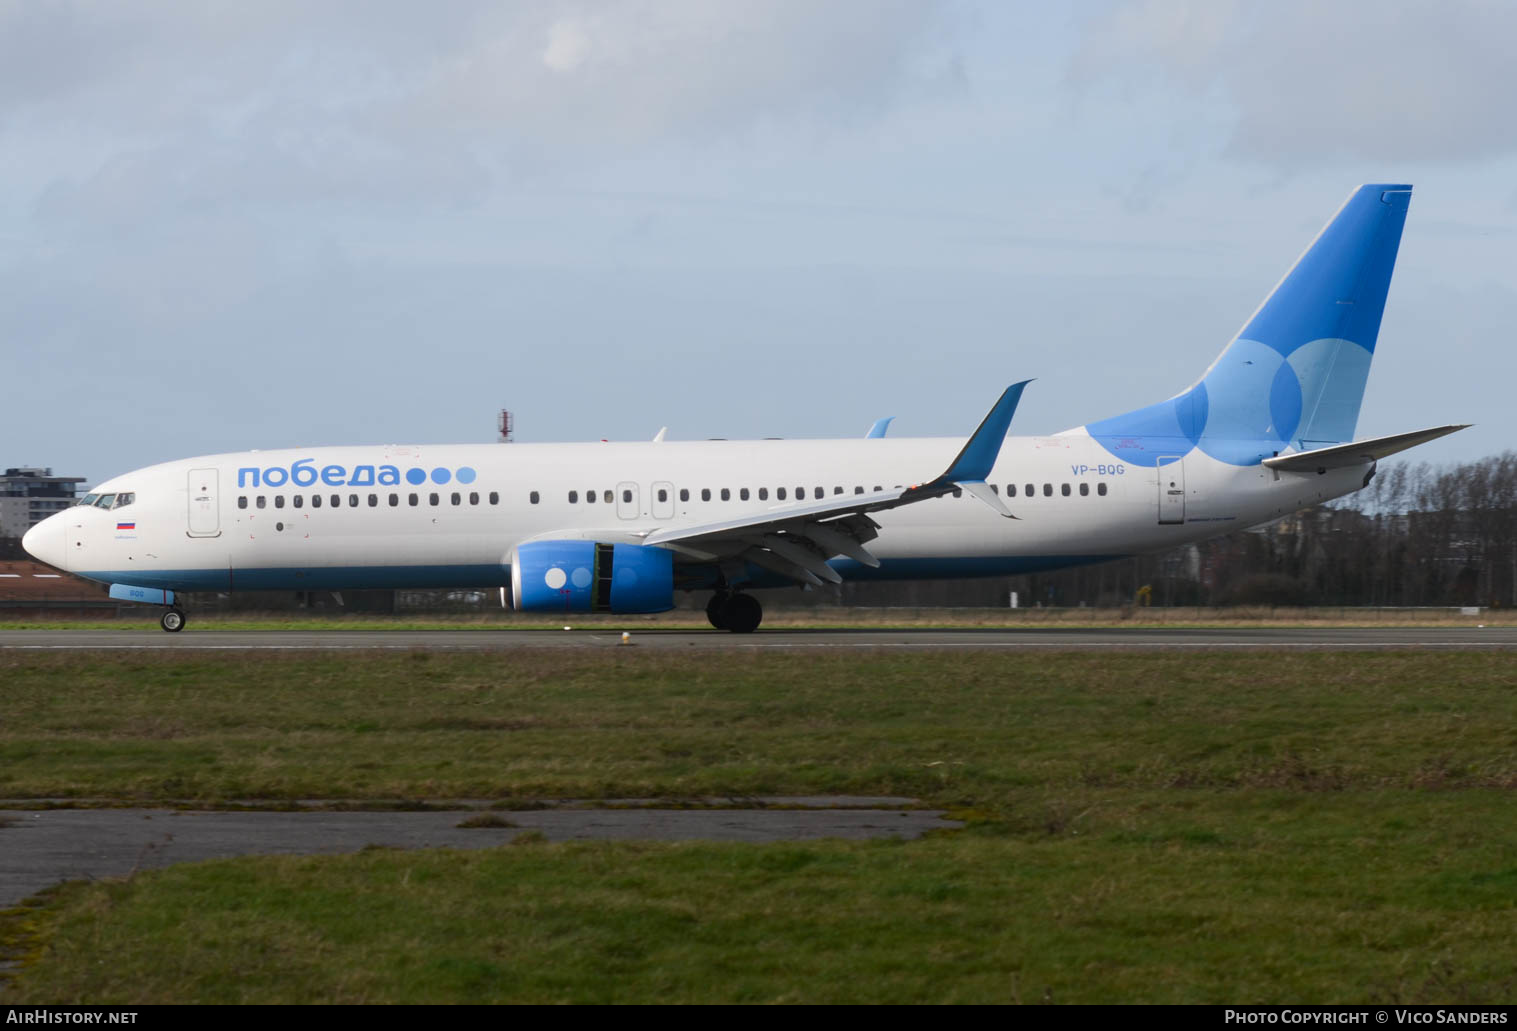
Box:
[21,514,66,571]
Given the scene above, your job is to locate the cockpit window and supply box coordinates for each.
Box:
[112,493,135,509]
[78,494,99,507]
[93,494,117,509]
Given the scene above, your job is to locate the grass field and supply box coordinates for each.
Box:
[3,649,1516,1003]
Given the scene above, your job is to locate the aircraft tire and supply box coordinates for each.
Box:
[724,593,762,634]
[705,592,730,630]
[160,608,186,633]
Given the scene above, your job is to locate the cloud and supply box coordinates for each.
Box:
[1069,0,1517,164]
[0,0,958,227]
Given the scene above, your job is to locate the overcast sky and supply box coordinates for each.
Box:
[4,1,1514,485]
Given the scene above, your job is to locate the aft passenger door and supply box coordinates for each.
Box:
[187,468,221,537]
[1157,456,1185,525]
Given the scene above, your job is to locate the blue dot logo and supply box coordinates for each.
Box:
[405,467,427,485]
[455,467,476,484]
[431,467,451,485]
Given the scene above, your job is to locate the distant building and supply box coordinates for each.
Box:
[0,467,87,538]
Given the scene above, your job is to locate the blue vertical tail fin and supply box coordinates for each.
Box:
[1086,184,1413,466]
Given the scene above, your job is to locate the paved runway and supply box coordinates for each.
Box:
[0,801,954,907]
[3,626,1515,650]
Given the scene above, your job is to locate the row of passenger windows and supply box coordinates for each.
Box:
[238,491,500,510]
[1002,482,1109,497]
[544,482,1109,504]
[236,481,1110,512]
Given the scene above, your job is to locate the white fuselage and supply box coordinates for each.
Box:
[29,431,1370,594]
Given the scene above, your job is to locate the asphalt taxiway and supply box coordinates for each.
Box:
[0,800,954,907]
[2,626,1514,650]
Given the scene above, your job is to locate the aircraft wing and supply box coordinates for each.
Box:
[639,382,1031,586]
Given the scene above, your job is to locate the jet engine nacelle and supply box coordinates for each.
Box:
[510,540,675,614]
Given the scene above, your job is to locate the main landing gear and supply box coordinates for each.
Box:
[706,591,762,633]
[160,608,187,633]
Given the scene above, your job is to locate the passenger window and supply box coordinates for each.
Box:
[349,494,358,507]
[257,496,267,509]
[586,489,596,504]
[739,488,749,501]
[1098,482,1108,497]
[569,491,578,503]
[408,493,418,506]
[370,494,378,507]
[988,485,998,495]
[1007,484,1017,497]
[679,488,689,502]
[873,485,883,492]
[429,493,439,506]
[657,488,668,502]
[814,487,824,500]
[312,495,323,508]
[1061,484,1070,497]
[489,492,499,505]
[451,492,461,505]
[389,494,399,506]
[834,486,843,495]
[758,487,768,501]
[238,496,247,510]
[1079,483,1089,496]
[292,495,303,509]
[951,487,962,499]
[603,490,613,504]
[1043,484,1052,497]
[854,486,864,495]
[720,488,730,501]
[701,488,711,501]
[1026,484,1035,497]
[469,492,479,505]
[622,489,632,503]
[777,487,787,500]
[796,486,805,499]
[331,494,341,507]
[275,495,285,509]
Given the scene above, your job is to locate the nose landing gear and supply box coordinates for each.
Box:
[705,591,762,633]
[160,608,187,633]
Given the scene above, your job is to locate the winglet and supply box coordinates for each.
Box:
[865,417,894,439]
[935,380,1031,485]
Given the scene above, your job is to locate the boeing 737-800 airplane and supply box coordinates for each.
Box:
[24,184,1466,631]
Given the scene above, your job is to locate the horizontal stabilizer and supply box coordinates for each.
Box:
[1262,425,1470,472]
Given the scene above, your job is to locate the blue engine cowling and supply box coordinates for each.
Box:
[510,540,674,614]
